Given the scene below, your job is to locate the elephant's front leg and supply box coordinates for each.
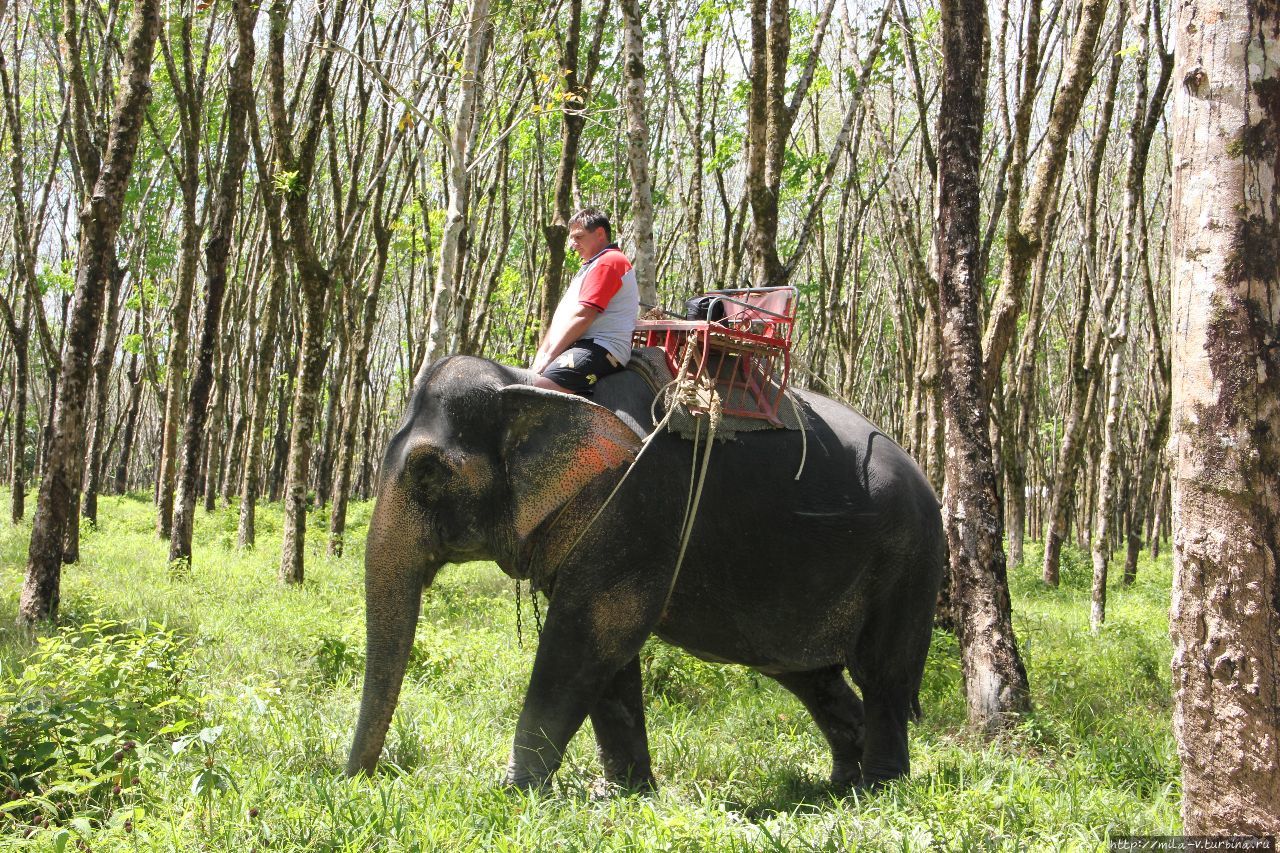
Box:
[505,584,655,790]
[589,655,655,792]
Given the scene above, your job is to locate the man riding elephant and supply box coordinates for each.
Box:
[530,208,639,397]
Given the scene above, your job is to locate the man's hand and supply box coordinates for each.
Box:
[531,303,598,375]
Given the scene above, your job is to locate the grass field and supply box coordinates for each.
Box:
[0,491,1180,850]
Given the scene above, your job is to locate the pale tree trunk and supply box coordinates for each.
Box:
[1089,285,1128,630]
[202,335,231,512]
[935,0,1030,732]
[981,0,1110,395]
[1169,0,1280,834]
[170,0,256,567]
[112,349,143,493]
[1004,205,1059,570]
[1126,267,1171,584]
[618,0,657,308]
[3,304,29,522]
[1124,0,1174,585]
[1090,0,1163,627]
[422,0,491,370]
[19,0,161,627]
[0,32,55,524]
[1040,20,1127,585]
[238,111,288,549]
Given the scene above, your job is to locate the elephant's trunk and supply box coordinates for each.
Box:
[346,485,437,777]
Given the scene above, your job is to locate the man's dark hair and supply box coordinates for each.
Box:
[569,208,611,241]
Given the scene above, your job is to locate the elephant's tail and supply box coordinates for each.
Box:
[911,694,923,722]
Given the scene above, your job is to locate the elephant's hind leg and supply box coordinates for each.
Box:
[589,655,656,792]
[770,666,866,787]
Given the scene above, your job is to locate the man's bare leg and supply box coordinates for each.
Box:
[532,374,574,394]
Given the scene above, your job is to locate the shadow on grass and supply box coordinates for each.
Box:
[723,769,858,821]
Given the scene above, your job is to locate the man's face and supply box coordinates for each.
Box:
[568,223,608,261]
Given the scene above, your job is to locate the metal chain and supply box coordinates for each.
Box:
[514,578,524,649]
[530,582,543,635]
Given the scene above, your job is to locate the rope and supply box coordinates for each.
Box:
[526,337,717,627]
[538,341,700,585]
[663,386,720,614]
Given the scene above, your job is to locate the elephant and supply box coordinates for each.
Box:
[346,354,945,791]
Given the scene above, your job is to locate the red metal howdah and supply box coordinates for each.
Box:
[633,286,798,426]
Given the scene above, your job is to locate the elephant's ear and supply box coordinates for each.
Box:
[499,385,642,540]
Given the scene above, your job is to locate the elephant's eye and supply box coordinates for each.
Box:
[406,449,448,491]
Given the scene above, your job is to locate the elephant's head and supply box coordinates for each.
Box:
[346,356,642,776]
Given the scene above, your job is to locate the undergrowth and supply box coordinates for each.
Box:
[0,491,1179,849]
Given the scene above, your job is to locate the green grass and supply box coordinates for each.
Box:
[0,491,1180,850]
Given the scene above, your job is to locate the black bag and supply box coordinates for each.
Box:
[685,294,727,322]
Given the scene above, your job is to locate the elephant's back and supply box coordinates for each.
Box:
[601,379,943,672]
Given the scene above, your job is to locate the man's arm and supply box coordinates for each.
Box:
[531,303,599,374]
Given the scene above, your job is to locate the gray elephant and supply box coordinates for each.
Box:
[346,355,944,791]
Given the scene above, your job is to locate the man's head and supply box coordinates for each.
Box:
[568,209,611,261]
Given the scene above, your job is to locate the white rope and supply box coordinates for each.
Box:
[663,389,719,614]
[540,341,700,582]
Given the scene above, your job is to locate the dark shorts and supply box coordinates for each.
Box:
[541,339,624,397]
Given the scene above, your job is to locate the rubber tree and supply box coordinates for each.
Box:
[18,0,162,627]
[169,0,259,567]
[1168,0,1280,834]
[933,0,1031,732]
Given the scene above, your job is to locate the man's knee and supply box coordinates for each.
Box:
[532,374,573,394]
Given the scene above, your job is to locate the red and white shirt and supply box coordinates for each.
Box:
[553,245,639,365]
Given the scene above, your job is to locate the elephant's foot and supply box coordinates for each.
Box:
[853,777,895,796]
[503,758,555,793]
[829,759,863,789]
[854,761,907,794]
[588,775,656,800]
[594,767,657,798]
[503,774,552,793]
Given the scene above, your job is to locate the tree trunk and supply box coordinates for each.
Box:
[1089,294,1127,629]
[934,0,1030,732]
[618,0,657,308]
[112,350,143,494]
[238,109,289,549]
[981,0,1110,395]
[81,259,127,526]
[1168,0,1280,833]
[267,0,348,584]
[330,221,391,556]
[423,0,491,368]
[537,0,608,335]
[5,308,28,522]
[170,0,256,567]
[19,0,161,627]
[267,367,291,503]
[155,8,206,542]
[202,335,231,512]
[1005,205,1060,570]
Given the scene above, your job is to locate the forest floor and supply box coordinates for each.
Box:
[0,492,1179,850]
